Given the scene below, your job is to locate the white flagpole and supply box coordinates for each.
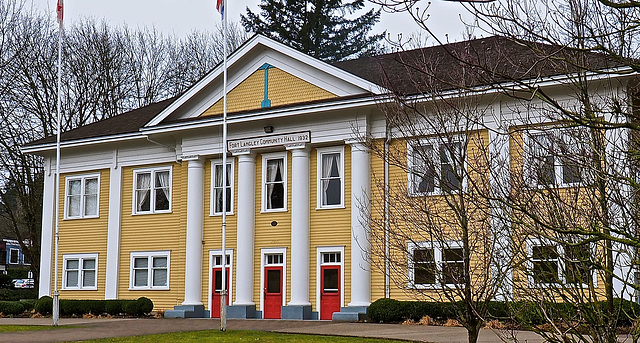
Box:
[220,0,228,332]
[52,0,64,327]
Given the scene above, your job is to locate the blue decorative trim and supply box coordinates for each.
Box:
[259,63,274,108]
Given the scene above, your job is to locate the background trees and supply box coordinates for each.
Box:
[241,0,384,61]
[0,0,247,284]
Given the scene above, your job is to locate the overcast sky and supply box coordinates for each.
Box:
[27,0,482,45]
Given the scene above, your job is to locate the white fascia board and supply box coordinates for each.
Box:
[145,35,385,128]
[21,133,144,155]
[141,96,380,136]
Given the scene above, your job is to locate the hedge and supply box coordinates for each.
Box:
[34,296,153,317]
[368,298,640,326]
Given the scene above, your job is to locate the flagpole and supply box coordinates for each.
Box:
[220,0,228,332]
[52,0,64,327]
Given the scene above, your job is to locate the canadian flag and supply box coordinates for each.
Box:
[56,0,63,27]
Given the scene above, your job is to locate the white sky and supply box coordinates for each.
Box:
[26,0,481,45]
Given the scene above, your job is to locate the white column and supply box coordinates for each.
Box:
[348,141,371,307]
[234,152,256,305]
[38,158,55,298]
[105,163,123,299]
[183,156,205,306]
[288,146,311,306]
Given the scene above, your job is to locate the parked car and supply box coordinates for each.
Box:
[13,279,34,288]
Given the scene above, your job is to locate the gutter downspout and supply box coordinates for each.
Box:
[384,123,391,299]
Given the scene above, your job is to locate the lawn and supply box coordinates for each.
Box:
[0,325,60,333]
[76,330,411,342]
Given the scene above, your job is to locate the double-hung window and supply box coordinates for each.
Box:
[529,240,593,287]
[130,251,170,290]
[408,137,465,195]
[409,242,464,288]
[211,159,234,215]
[526,128,589,187]
[65,174,100,219]
[63,253,98,290]
[263,153,286,211]
[317,147,344,208]
[134,167,171,214]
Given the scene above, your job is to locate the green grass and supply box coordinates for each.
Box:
[76,330,411,342]
[0,325,60,333]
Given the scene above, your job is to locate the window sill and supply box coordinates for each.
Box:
[131,210,172,216]
[315,205,345,210]
[64,215,100,220]
[61,287,98,291]
[128,287,170,291]
[210,212,235,217]
[260,209,288,214]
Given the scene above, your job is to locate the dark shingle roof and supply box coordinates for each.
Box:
[25,97,177,147]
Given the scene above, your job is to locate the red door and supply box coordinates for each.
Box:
[320,265,340,320]
[211,267,229,318]
[263,266,283,319]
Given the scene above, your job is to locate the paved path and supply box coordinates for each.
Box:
[0,317,545,342]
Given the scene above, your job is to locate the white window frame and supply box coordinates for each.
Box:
[62,253,98,290]
[524,127,589,189]
[408,241,464,289]
[260,247,287,315]
[207,249,233,315]
[261,152,287,212]
[129,251,170,290]
[132,167,172,215]
[316,147,345,209]
[210,158,235,216]
[8,248,19,265]
[315,246,345,314]
[407,136,466,196]
[64,173,100,219]
[527,239,596,288]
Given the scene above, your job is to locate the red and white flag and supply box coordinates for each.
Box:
[216,0,224,16]
[56,0,63,28]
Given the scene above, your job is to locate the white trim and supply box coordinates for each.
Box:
[261,152,288,213]
[210,158,235,216]
[105,166,123,299]
[260,247,287,315]
[207,249,234,315]
[132,166,173,215]
[316,146,345,209]
[315,246,345,317]
[62,253,98,291]
[63,173,101,220]
[128,250,171,290]
[407,241,464,289]
[407,136,467,196]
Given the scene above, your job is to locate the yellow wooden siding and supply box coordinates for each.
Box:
[201,158,239,310]
[309,147,352,310]
[118,162,187,310]
[55,169,110,300]
[253,152,293,307]
[200,68,336,117]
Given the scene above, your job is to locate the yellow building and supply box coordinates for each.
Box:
[24,35,635,319]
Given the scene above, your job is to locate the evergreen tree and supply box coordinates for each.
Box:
[241,0,383,62]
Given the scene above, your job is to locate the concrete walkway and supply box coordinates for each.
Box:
[0,317,545,342]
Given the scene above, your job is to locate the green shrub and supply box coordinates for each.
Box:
[19,299,36,311]
[35,296,53,315]
[0,288,38,301]
[0,301,24,315]
[136,297,154,315]
[368,298,406,323]
[124,299,142,316]
[104,300,123,315]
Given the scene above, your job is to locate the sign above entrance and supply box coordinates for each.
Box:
[228,131,311,153]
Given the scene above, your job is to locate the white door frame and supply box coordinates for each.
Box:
[260,247,287,315]
[316,246,345,315]
[208,249,233,315]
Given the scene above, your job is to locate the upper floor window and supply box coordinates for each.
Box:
[65,174,100,219]
[529,240,593,287]
[408,137,465,195]
[409,242,464,288]
[262,153,287,212]
[211,159,234,215]
[130,251,170,290]
[317,147,344,208]
[63,253,98,290]
[525,128,590,188]
[134,167,171,214]
[8,249,19,264]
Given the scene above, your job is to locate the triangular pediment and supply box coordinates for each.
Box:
[145,35,383,127]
